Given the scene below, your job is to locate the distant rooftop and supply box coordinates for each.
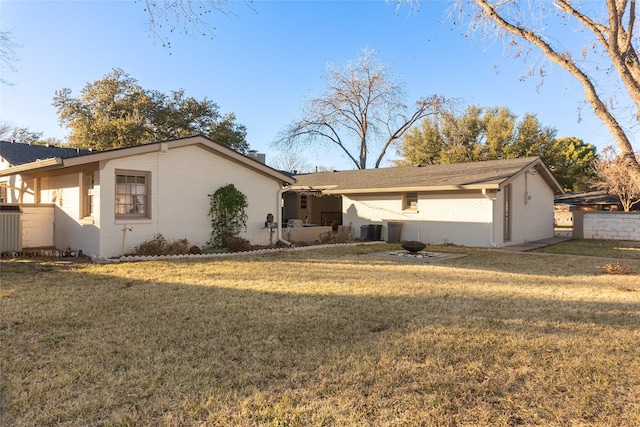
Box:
[0,140,91,167]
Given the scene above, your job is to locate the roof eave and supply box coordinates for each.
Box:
[0,158,63,177]
[0,136,296,185]
[530,158,564,195]
[322,183,501,195]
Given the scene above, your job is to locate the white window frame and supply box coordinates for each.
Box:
[81,172,95,219]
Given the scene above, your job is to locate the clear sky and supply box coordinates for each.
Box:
[0,0,632,170]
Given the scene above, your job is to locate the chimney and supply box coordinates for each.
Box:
[247,150,266,164]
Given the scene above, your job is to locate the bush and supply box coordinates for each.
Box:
[225,236,252,252]
[319,231,335,244]
[133,234,191,256]
[208,184,248,248]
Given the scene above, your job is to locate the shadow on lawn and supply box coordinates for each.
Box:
[175,247,640,280]
[2,263,640,425]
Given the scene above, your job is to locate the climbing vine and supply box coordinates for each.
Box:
[207,184,248,249]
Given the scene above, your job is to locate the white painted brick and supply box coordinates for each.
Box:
[583,212,640,241]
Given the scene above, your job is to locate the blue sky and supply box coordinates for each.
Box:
[0,0,630,170]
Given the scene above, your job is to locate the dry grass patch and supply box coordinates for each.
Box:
[532,238,640,259]
[1,244,640,426]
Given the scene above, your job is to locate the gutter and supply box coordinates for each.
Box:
[277,185,292,246]
[321,183,501,195]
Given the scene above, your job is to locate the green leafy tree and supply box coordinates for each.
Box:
[396,118,445,166]
[207,184,249,249]
[505,113,557,162]
[548,137,597,192]
[482,107,516,160]
[397,106,555,163]
[53,68,248,152]
[396,105,595,190]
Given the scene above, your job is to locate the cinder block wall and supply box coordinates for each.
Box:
[575,211,640,241]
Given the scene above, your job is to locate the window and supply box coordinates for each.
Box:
[115,171,149,218]
[0,182,6,203]
[82,172,95,218]
[300,194,308,210]
[403,192,418,211]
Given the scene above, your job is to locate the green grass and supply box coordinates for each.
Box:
[531,238,640,259]
[1,242,639,426]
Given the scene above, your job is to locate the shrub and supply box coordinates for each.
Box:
[208,184,248,248]
[225,236,252,253]
[133,234,191,256]
[319,231,335,244]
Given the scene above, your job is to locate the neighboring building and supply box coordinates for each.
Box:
[0,141,91,203]
[555,191,623,211]
[0,136,295,257]
[290,157,563,248]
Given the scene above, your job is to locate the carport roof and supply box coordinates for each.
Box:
[292,157,563,195]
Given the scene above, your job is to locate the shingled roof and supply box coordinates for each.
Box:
[0,141,90,166]
[293,157,563,195]
[0,136,296,185]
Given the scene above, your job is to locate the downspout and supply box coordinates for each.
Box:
[277,185,292,246]
[482,188,497,248]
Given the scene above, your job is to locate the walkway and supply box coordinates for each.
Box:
[493,236,572,253]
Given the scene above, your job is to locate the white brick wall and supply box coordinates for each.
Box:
[14,143,284,257]
[40,172,101,255]
[341,169,556,248]
[96,145,283,257]
[583,212,640,240]
[21,204,54,248]
[343,192,495,247]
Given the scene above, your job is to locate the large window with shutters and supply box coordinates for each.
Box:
[115,171,150,218]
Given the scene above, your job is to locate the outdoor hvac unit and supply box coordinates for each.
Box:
[0,205,22,252]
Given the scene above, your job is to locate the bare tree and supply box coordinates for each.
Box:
[450,0,640,180]
[0,121,12,139]
[141,0,240,48]
[1,31,20,86]
[593,146,640,211]
[276,48,449,169]
[269,152,312,174]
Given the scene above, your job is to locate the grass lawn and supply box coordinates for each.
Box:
[531,238,640,259]
[1,242,639,426]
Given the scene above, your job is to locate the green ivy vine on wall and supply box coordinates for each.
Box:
[207,184,248,248]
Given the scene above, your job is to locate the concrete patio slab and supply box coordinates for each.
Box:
[493,236,571,253]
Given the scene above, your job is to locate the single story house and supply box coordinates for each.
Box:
[555,191,623,211]
[290,157,563,248]
[0,136,295,257]
[0,141,91,203]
